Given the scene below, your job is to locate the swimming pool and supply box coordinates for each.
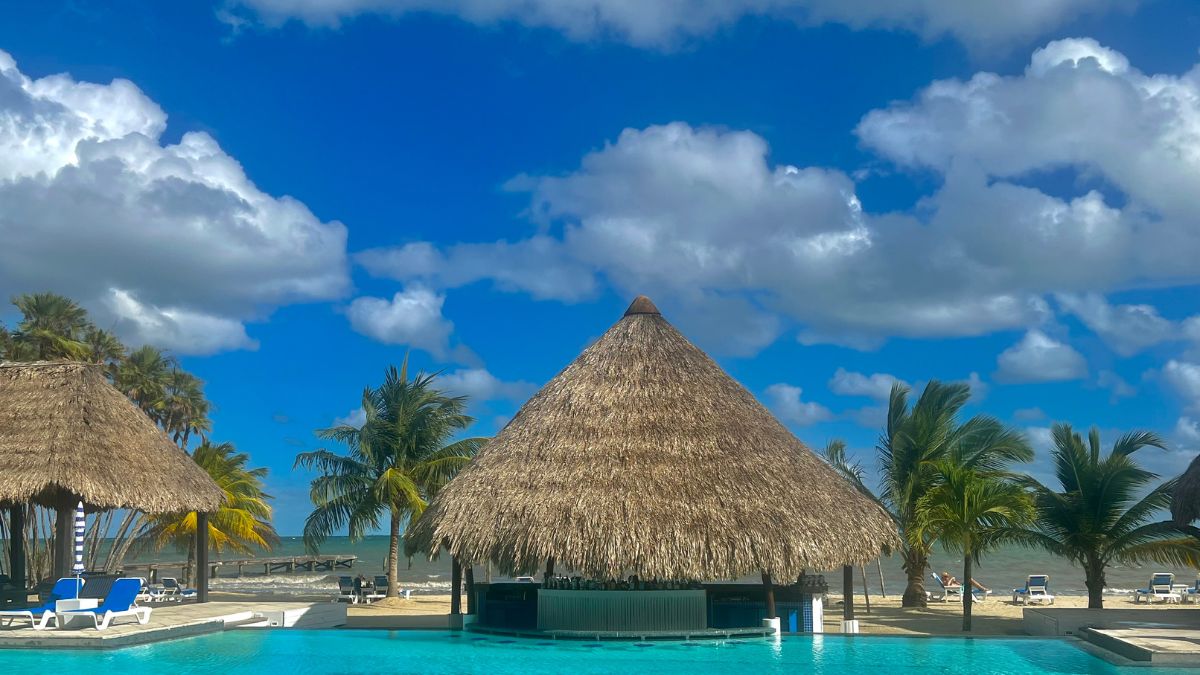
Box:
[0,630,1182,674]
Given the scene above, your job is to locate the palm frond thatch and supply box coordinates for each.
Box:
[406,296,899,579]
[1172,454,1200,525]
[0,361,223,512]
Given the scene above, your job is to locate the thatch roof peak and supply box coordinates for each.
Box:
[407,302,898,580]
[624,295,661,316]
[0,360,223,513]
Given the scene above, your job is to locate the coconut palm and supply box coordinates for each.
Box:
[878,381,1032,607]
[161,369,212,447]
[8,292,91,360]
[296,359,486,598]
[139,441,278,584]
[114,345,173,416]
[84,327,126,371]
[1011,424,1200,609]
[916,462,1033,631]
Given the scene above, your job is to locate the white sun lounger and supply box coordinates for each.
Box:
[57,578,152,630]
[1134,573,1181,603]
[1012,574,1055,605]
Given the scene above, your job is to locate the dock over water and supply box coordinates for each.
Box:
[122,555,358,581]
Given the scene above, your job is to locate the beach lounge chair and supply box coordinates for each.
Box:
[1134,573,1182,603]
[58,577,151,630]
[370,575,412,601]
[336,576,358,604]
[931,572,964,602]
[159,577,196,601]
[0,577,83,630]
[1012,575,1055,605]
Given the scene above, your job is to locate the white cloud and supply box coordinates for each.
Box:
[996,330,1087,383]
[1163,360,1200,412]
[828,368,906,400]
[333,407,367,428]
[227,0,1139,50]
[104,288,258,355]
[962,371,989,402]
[1056,293,1176,356]
[1177,417,1200,450]
[763,383,833,426]
[437,368,537,403]
[1013,407,1046,421]
[345,286,473,362]
[0,50,349,354]
[1096,369,1136,402]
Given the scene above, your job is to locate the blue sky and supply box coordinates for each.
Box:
[2,1,1200,535]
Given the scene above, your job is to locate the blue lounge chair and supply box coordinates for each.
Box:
[931,572,964,602]
[1012,574,1055,605]
[0,577,83,630]
[59,577,151,629]
[1134,572,1181,603]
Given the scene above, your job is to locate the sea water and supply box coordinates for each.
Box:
[115,536,1192,599]
[0,630,1182,674]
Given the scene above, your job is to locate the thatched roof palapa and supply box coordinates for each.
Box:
[0,361,223,513]
[407,296,899,580]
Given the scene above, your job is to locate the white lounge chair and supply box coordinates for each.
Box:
[931,572,964,602]
[1134,573,1181,603]
[1012,574,1055,605]
[57,578,151,630]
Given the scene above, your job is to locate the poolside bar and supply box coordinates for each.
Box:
[407,296,898,637]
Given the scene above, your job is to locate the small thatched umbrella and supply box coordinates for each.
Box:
[1172,455,1200,524]
[407,297,898,591]
[0,361,223,593]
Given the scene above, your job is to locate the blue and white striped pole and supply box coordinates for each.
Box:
[73,501,86,577]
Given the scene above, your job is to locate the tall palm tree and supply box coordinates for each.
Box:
[296,359,486,598]
[916,461,1033,631]
[115,345,173,416]
[878,381,1032,607]
[161,369,212,448]
[1012,424,1200,608]
[84,327,126,371]
[139,441,278,584]
[9,292,91,360]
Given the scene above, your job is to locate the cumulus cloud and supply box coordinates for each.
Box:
[227,0,1138,50]
[0,50,349,354]
[763,383,833,426]
[345,286,474,362]
[996,330,1087,383]
[1163,360,1200,412]
[1056,293,1176,355]
[333,407,367,428]
[1177,417,1200,450]
[961,371,989,402]
[828,368,906,400]
[437,368,537,403]
[1096,369,1136,402]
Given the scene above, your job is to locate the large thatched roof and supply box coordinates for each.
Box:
[0,361,223,513]
[407,296,899,580]
[1173,454,1200,524]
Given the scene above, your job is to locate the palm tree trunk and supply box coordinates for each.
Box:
[387,511,400,598]
[860,564,871,614]
[1084,556,1105,609]
[877,558,887,598]
[901,548,929,607]
[962,554,973,632]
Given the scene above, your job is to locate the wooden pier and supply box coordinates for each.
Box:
[122,555,357,581]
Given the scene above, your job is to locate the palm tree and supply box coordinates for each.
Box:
[878,381,1032,607]
[916,461,1033,631]
[1012,424,1200,609]
[296,359,486,598]
[114,345,173,416]
[161,369,212,447]
[84,327,126,371]
[8,292,91,360]
[139,441,278,584]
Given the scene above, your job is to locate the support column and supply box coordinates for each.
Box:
[544,557,555,584]
[762,571,776,618]
[450,557,462,615]
[8,505,25,589]
[53,492,75,580]
[196,512,209,603]
[842,564,859,633]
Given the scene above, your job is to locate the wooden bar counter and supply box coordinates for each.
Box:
[536,589,707,632]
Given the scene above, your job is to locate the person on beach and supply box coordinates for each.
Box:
[941,572,990,594]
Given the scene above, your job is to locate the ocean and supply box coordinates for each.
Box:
[118,536,1196,599]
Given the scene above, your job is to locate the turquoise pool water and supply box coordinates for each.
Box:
[0,630,1186,673]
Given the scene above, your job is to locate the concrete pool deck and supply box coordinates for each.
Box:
[0,601,345,650]
[1024,606,1200,665]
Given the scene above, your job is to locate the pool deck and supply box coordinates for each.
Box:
[0,601,345,650]
[1024,606,1200,665]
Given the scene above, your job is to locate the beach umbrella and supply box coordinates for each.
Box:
[73,501,86,576]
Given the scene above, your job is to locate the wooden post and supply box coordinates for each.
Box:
[196,513,210,603]
[465,564,476,615]
[761,571,776,619]
[9,505,25,590]
[842,565,854,621]
[450,557,463,615]
[53,492,74,580]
